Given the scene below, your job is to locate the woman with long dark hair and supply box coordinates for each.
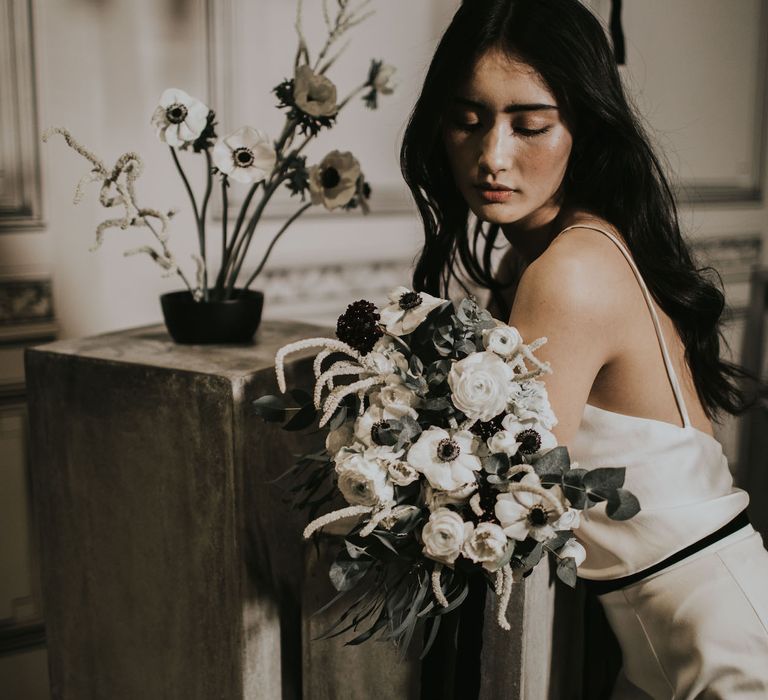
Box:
[401,0,768,696]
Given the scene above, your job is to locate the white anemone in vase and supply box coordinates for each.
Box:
[293,64,338,117]
[406,427,481,491]
[213,127,277,184]
[495,473,567,542]
[308,151,361,210]
[448,351,515,422]
[372,63,397,94]
[379,286,446,336]
[151,88,210,148]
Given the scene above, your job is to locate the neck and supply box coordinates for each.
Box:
[500,205,570,265]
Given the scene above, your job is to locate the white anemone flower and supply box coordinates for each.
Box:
[406,427,481,491]
[373,64,397,94]
[379,286,446,336]
[308,151,361,210]
[212,127,276,184]
[501,414,557,457]
[293,64,338,117]
[495,473,567,542]
[151,88,210,148]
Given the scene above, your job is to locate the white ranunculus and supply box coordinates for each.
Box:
[553,508,581,531]
[387,460,419,486]
[487,429,521,457]
[495,473,567,542]
[502,414,557,457]
[212,127,276,184]
[558,539,587,567]
[482,324,523,359]
[462,522,510,572]
[293,64,338,117]
[448,351,515,422]
[325,422,355,457]
[308,150,361,210]
[373,63,397,94]
[407,427,481,491]
[420,507,473,565]
[362,338,409,381]
[508,380,557,430]
[379,286,446,336]
[151,88,209,148]
[335,453,394,507]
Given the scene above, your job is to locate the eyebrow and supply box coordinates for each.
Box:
[454,97,558,113]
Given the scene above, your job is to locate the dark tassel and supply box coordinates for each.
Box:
[610,0,626,65]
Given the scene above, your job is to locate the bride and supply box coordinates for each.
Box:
[400,0,768,697]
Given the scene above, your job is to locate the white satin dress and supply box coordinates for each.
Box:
[559,224,768,698]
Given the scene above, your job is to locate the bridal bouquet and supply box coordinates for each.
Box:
[42,0,394,303]
[255,288,640,654]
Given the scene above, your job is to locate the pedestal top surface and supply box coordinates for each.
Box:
[26,320,335,379]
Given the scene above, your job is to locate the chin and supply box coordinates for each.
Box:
[467,199,525,226]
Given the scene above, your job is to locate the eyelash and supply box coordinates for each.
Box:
[453,122,551,137]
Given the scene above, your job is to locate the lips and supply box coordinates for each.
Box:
[475,184,518,203]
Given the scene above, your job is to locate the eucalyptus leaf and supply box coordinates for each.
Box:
[522,541,544,568]
[328,405,348,431]
[329,558,373,592]
[283,403,317,431]
[556,556,578,587]
[289,388,312,405]
[409,354,424,375]
[563,468,588,509]
[583,467,626,491]
[252,394,287,422]
[606,488,641,521]
[483,453,511,475]
[531,446,570,477]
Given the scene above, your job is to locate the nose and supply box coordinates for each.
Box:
[478,124,513,176]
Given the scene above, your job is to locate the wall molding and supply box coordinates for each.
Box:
[0,0,44,231]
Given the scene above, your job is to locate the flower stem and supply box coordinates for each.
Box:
[220,175,229,299]
[169,146,207,298]
[224,177,284,297]
[215,181,261,293]
[243,202,312,290]
[199,149,215,300]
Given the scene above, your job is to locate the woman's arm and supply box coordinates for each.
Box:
[508,234,622,446]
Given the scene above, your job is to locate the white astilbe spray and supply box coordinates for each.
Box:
[275,338,362,393]
[432,564,449,608]
[42,127,198,297]
[496,564,514,631]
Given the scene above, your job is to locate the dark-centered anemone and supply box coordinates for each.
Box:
[370,420,389,446]
[233,147,255,168]
[336,299,383,355]
[321,166,341,189]
[515,428,542,455]
[436,438,461,462]
[398,291,422,310]
[527,505,549,526]
[166,103,188,124]
[470,412,506,441]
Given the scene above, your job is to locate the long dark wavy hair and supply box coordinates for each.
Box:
[400,0,766,421]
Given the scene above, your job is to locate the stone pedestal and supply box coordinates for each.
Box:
[25,321,584,699]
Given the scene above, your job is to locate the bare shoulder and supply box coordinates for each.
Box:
[514,223,634,323]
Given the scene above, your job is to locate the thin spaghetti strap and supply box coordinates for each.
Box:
[557,224,692,428]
